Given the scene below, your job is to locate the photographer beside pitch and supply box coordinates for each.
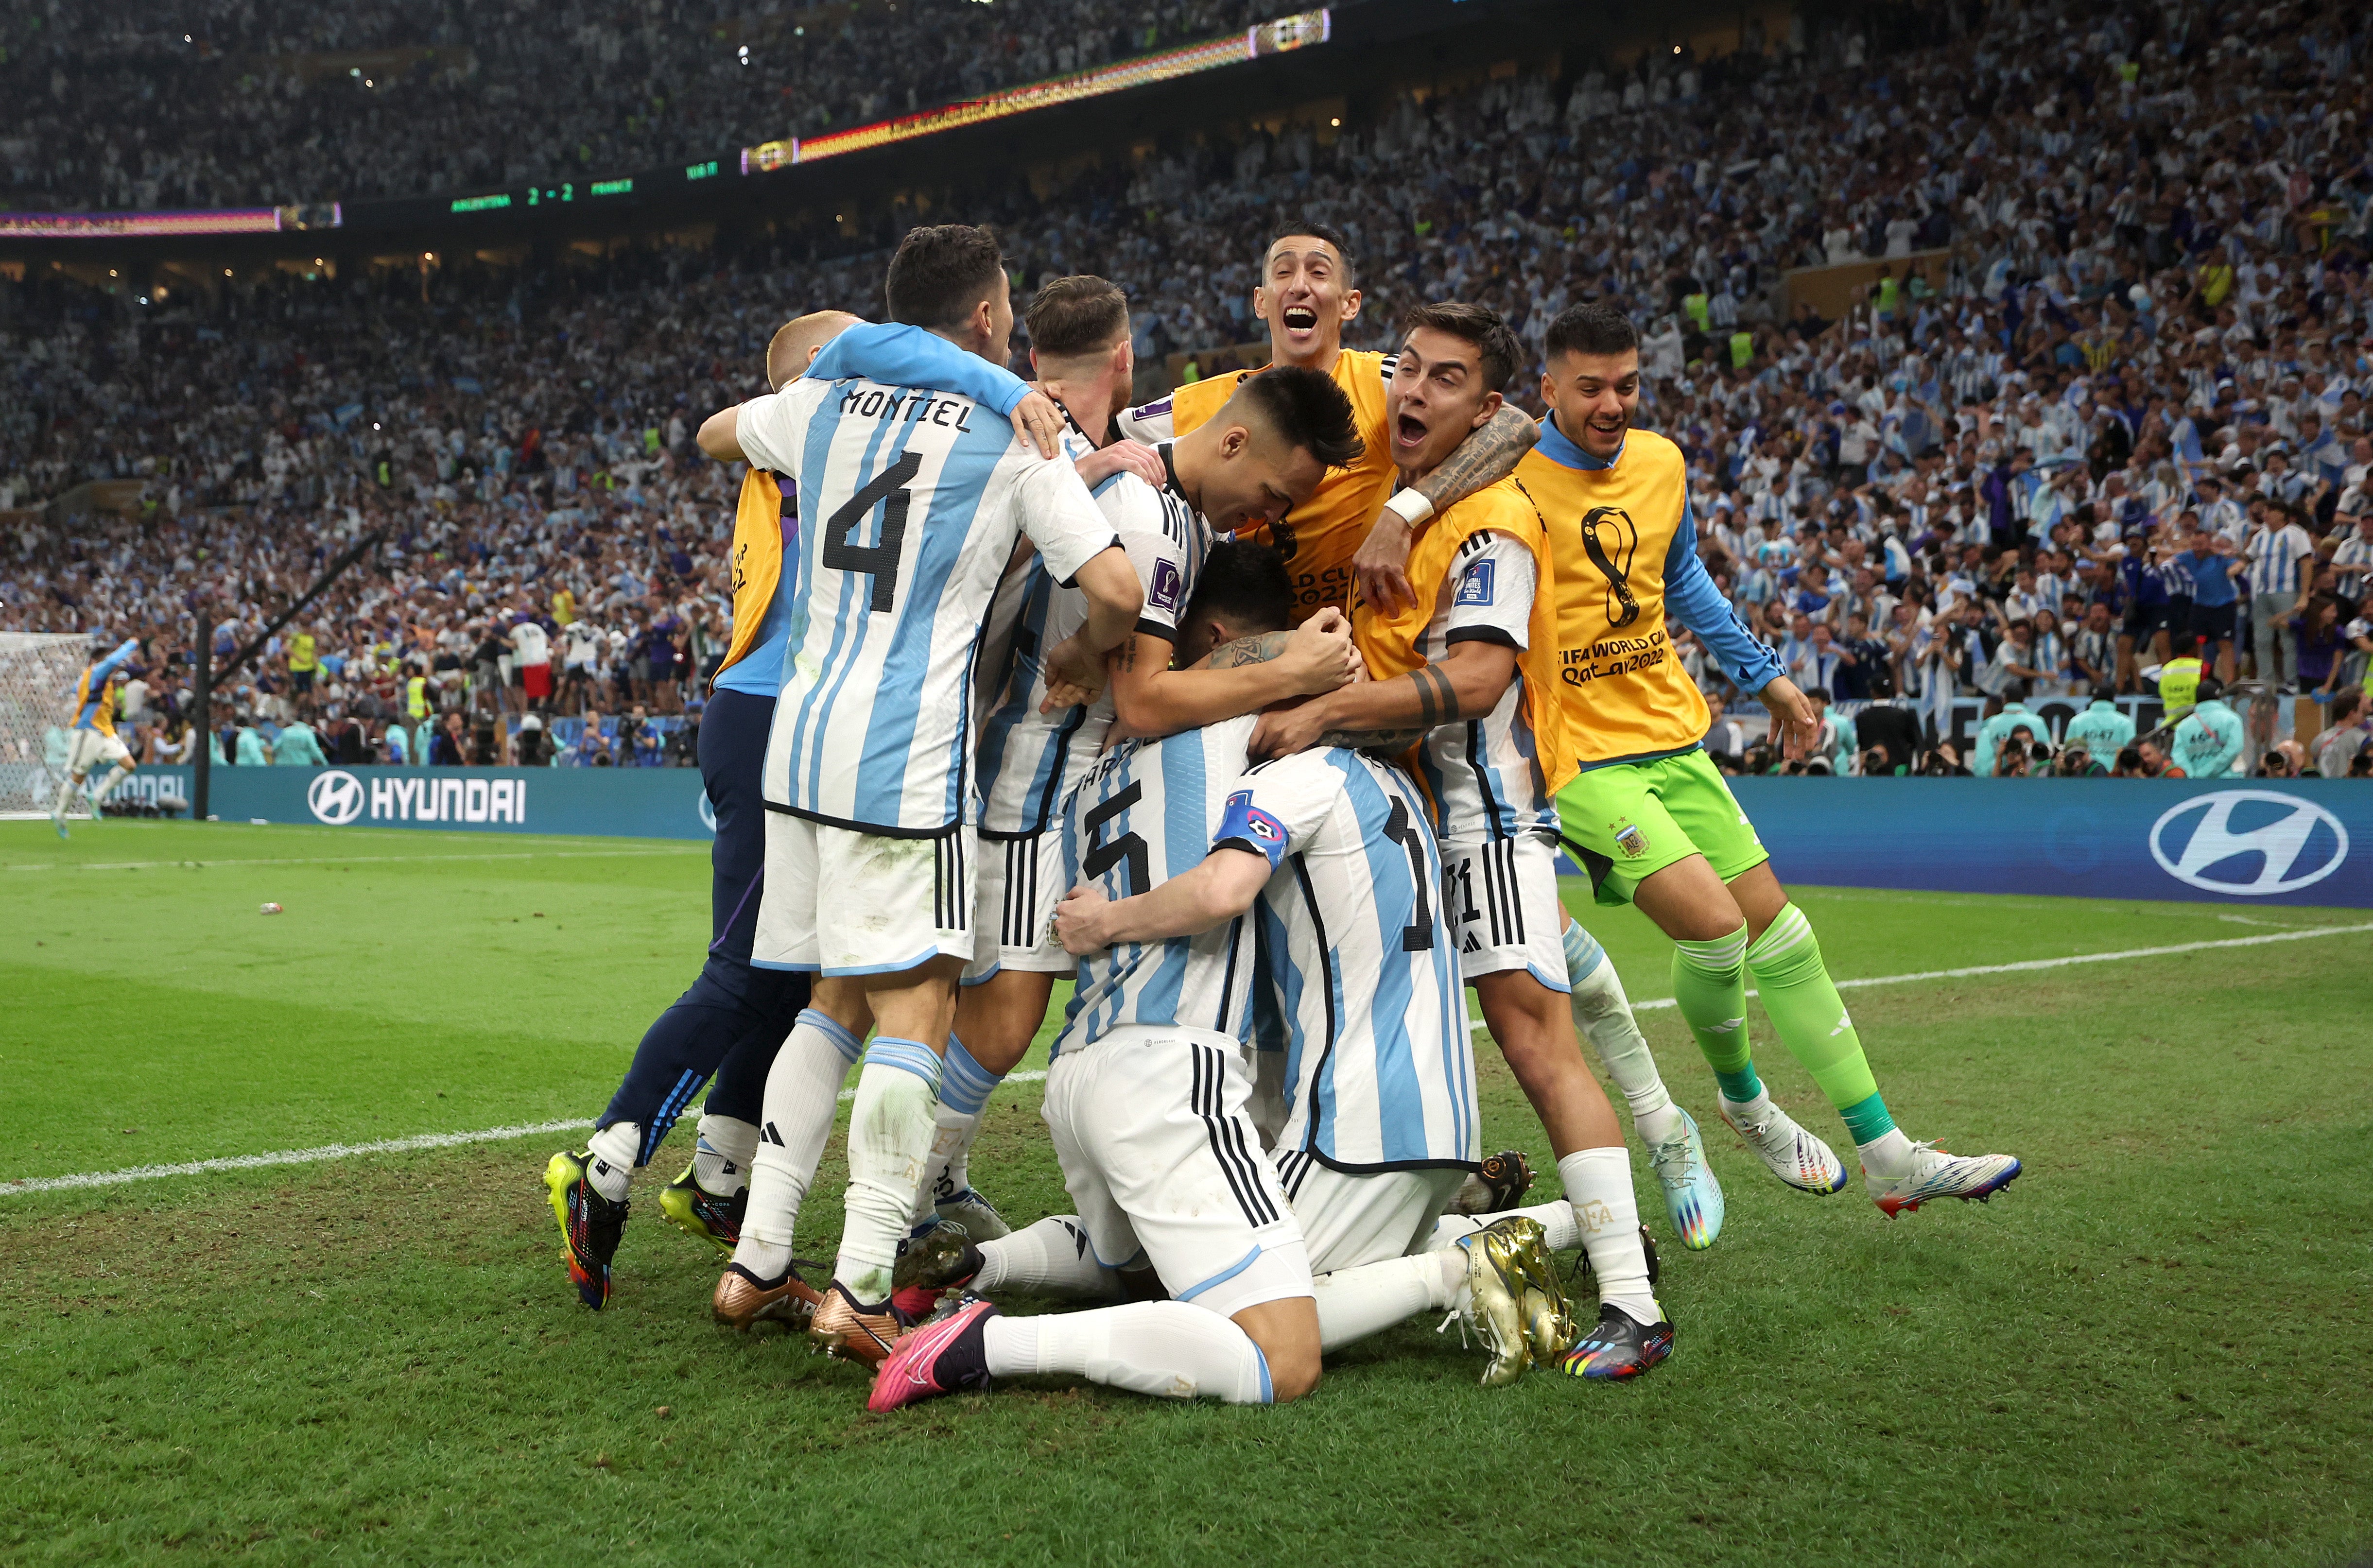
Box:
[1360,304,2020,1219]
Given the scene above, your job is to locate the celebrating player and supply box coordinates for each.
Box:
[544,312,875,1310]
[698,225,1142,1358]
[1517,305,2020,1216]
[1118,223,1538,623]
[895,276,1369,1239]
[51,636,141,837]
[1241,302,1679,1370]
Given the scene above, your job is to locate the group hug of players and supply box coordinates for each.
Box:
[542,221,2021,1409]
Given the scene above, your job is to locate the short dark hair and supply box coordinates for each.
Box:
[1401,301,1521,393]
[1228,365,1363,469]
[1543,303,1639,360]
[1025,275,1129,360]
[1181,539,1293,635]
[885,224,1007,329]
[2196,674,2224,702]
[1264,222,1357,287]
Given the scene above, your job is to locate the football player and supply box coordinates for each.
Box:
[1371,302,2020,1217]
[52,637,141,837]
[1118,223,1538,624]
[697,225,1142,1356]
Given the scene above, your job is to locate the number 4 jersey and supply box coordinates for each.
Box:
[735,376,1120,835]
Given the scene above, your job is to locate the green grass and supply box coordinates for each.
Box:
[2,821,2369,1566]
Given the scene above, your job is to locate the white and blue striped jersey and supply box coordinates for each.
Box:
[1411,531,1557,844]
[2245,520,2315,597]
[736,377,1120,836]
[975,436,1214,838]
[1226,749,1478,1175]
[1053,715,1261,1057]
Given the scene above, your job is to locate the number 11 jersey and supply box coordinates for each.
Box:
[736,376,1119,836]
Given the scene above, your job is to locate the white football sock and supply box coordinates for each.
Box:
[88,764,132,809]
[1857,1126,1916,1179]
[922,1033,1003,1210]
[1311,1250,1465,1351]
[834,1037,942,1304]
[983,1302,1273,1403]
[1424,1198,1582,1254]
[1558,1147,1658,1322]
[52,775,79,817]
[735,1009,863,1277]
[692,1113,758,1195]
[584,1120,638,1202]
[1563,920,1680,1146]
[973,1217,1122,1299]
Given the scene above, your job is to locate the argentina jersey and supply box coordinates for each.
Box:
[1223,749,1478,1175]
[975,438,1215,838]
[734,376,1119,835]
[1413,530,1557,843]
[1052,714,1260,1057]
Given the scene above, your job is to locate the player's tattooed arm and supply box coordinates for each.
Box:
[1353,405,1540,616]
[1250,640,1515,758]
[1099,618,1360,738]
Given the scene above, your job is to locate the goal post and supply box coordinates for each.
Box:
[0,632,90,819]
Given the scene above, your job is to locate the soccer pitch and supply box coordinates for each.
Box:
[4,822,2368,1567]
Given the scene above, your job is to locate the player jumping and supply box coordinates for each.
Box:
[1515,305,2020,1217]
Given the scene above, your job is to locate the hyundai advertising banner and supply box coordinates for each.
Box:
[121,768,2367,908]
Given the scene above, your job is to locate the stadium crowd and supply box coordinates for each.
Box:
[0,0,1270,211]
[5,0,2372,782]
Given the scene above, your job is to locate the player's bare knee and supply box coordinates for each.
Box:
[1232,1297,1323,1402]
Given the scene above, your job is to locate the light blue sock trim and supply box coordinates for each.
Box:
[939,1034,1004,1118]
[799,1008,864,1066]
[1560,918,1607,982]
[1252,1344,1274,1405]
[863,1036,944,1093]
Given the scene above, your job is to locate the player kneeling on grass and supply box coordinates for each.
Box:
[51,637,142,838]
[868,560,1668,1413]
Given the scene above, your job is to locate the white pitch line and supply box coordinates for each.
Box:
[1467,919,2372,1033]
[3,1071,1058,1197]
[2,847,703,873]
[10,925,2361,1197]
[4,1119,592,1195]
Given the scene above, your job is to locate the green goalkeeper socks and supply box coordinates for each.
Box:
[1669,925,1760,1103]
[1744,903,1895,1142]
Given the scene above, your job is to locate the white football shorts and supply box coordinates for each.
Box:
[1042,1024,1313,1320]
[752,812,975,977]
[1440,830,1570,992]
[963,828,1072,983]
[1274,1157,1464,1276]
[66,728,133,776]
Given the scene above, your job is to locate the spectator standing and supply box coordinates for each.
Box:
[510,610,554,713]
[2245,507,2316,690]
[2174,530,2244,684]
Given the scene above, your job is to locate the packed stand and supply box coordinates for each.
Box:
[4,0,2371,781]
[0,0,1270,211]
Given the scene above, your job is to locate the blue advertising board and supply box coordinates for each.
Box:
[1727,777,2367,908]
[117,767,2368,907]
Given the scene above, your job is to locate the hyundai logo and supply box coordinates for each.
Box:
[2148,791,2349,896]
[307,769,366,826]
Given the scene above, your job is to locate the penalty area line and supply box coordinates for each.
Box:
[4,1072,1056,1196]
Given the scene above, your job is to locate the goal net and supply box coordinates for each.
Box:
[0,632,93,819]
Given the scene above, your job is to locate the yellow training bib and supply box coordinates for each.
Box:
[1169,350,1397,625]
[1518,428,1709,767]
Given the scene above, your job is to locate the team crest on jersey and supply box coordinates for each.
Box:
[1149,558,1182,611]
[1612,820,1650,860]
[1455,559,1496,606]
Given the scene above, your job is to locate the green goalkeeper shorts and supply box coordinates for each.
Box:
[1553,747,1769,907]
